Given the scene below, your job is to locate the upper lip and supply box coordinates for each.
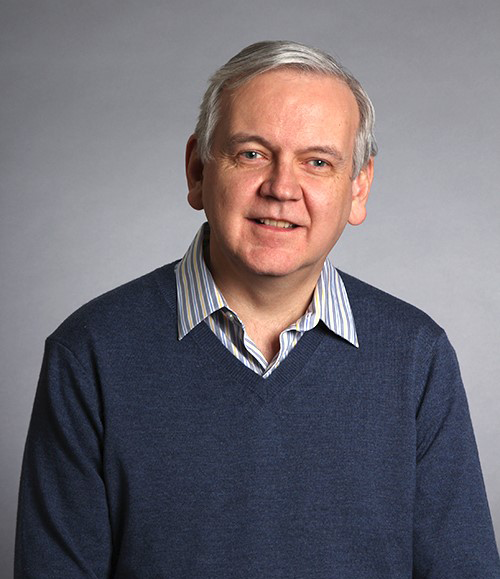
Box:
[251,217,300,226]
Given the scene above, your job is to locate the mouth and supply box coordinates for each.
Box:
[253,218,298,229]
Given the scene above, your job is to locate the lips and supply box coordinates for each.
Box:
[254,218,297,229]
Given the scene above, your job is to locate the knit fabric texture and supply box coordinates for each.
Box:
[15,262,500,578]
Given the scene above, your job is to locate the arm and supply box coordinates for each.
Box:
[15,338,113,578]
[413,332,500,578]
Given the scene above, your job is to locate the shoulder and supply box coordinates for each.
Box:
[338,271,462,404]
[338,269,445,350]
[48,261,179,354]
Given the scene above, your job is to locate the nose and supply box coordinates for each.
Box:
[259,160,302,201]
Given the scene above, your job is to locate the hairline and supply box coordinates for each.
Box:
[194,43,377,178]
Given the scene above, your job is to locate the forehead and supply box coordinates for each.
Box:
[216,69,360,151]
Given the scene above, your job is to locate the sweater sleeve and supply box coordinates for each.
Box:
[413,332,500,578]
[15,338,113,579]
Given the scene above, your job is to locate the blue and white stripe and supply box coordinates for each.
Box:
[175,223,358,378]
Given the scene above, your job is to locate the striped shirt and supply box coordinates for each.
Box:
[175,223,358,378]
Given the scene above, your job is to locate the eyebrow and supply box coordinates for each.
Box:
[225,133,346,164]
[298,145,345,163]
[225,134,273,151]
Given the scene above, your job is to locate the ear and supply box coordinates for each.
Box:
[185,134,205,210]
[348,157,374,226]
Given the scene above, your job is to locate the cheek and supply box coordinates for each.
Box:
[202,188,241,229]
[210,176,258,212]
[310,194,353,236]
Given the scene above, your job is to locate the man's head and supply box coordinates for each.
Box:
[194,40,377,179]
[186,41,377,287]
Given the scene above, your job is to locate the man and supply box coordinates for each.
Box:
[16,41,500,578]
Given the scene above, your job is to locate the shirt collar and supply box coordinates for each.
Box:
[175,223,358,347]
[312,258,359,347]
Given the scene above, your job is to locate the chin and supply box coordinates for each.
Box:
[251,268,295,278]
[242,255,304,278]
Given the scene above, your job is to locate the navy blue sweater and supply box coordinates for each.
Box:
[16,263,500,578]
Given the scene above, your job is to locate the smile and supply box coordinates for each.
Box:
[256,218,297,229]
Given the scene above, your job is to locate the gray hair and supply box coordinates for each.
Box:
[194,40,378,178]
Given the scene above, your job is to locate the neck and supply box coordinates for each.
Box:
[207,251,323,363]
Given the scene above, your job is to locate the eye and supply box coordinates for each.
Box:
[239,150,263,160]
[308,159,330,168]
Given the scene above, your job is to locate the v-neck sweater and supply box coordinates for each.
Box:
[15,262,500,578]
[175,223,358,377]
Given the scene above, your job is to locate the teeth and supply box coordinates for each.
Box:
[258,219,295,229]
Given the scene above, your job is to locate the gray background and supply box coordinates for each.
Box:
[1,0,499,572]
